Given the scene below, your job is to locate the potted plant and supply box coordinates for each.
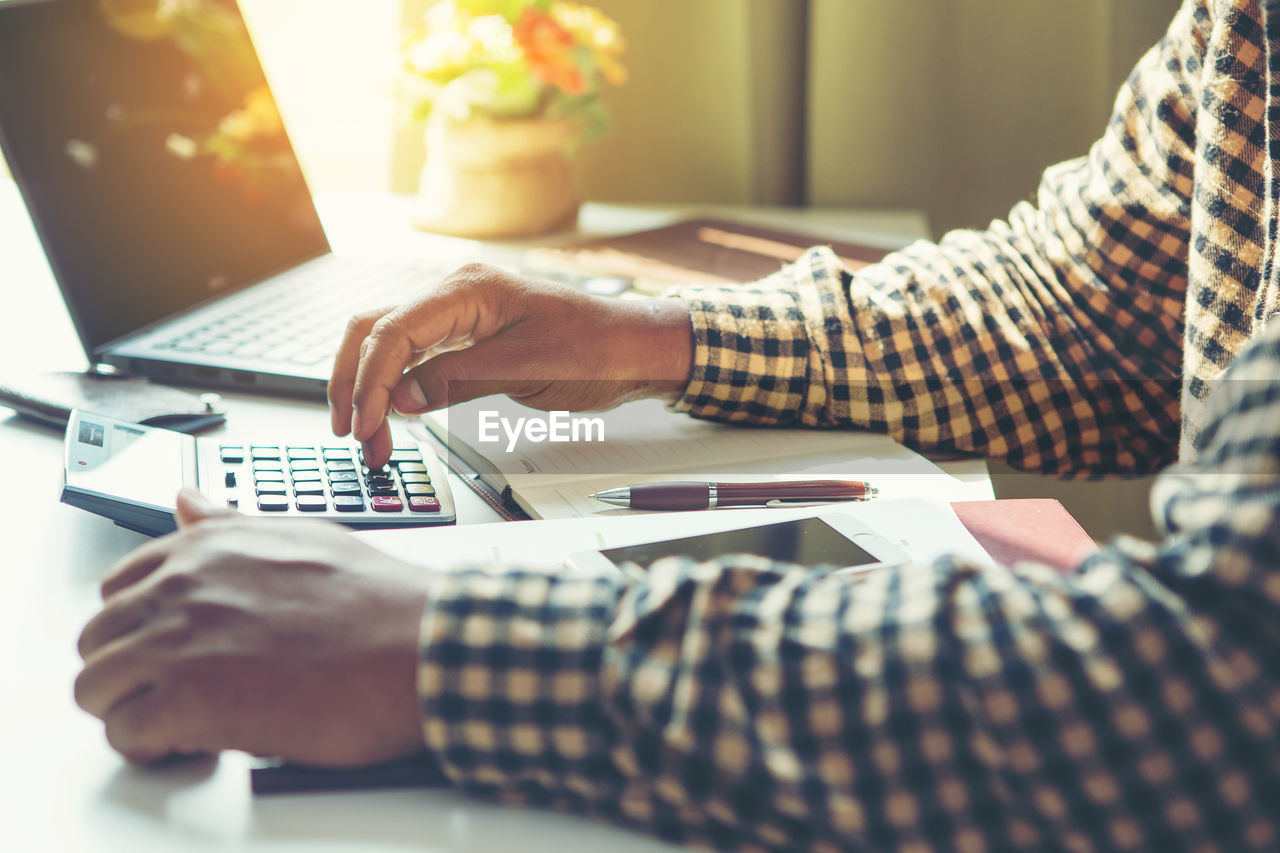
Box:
[402,0,627,238]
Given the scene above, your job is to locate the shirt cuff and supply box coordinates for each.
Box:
[666,246,846,424]
[417,566,627,803]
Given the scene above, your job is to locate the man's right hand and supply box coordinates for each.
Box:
[328,262,694,469]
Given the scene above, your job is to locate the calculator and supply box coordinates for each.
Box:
[62,410,456,536]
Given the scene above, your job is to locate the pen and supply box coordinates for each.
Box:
[589,480,878,511]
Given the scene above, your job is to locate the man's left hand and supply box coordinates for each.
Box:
[74,491,432,767]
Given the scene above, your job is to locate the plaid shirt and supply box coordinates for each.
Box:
[418,1,1280,849]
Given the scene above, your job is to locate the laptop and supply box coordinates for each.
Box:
[0,0,446,399]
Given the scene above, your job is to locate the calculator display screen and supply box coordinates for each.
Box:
[66,419,187,512]
[601,517,879,569]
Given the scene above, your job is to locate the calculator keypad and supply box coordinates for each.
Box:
[213,441,452,526]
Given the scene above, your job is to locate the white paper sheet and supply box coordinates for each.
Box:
[356,497,996,574]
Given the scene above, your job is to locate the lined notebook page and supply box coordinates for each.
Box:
[425,398,942,492]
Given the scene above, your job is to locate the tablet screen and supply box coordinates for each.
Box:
[601,517,878,569]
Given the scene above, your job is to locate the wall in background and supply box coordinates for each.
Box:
[807,0,1182,234]
[567,0,811,206]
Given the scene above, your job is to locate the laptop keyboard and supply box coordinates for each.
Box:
[154,261,430,366]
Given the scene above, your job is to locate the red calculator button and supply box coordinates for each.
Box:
[409,496,441,513]
[371,496,404,512]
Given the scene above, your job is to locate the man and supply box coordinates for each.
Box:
[76,1,1279,850]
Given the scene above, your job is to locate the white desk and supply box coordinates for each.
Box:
[0,182,987,851]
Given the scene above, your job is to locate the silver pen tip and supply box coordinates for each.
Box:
[591,487,630,507]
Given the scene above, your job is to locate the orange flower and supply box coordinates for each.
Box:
[513,8,585,95]
[551,2,627,86]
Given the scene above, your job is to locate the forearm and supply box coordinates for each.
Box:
[610,296,694,404]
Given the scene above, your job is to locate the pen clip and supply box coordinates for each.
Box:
[764,499,843,508]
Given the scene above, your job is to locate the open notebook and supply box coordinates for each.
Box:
[417,398,959,520]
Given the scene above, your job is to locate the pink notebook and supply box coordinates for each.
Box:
[951,499,1098,573]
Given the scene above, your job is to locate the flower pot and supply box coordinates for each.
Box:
[413,116,581,239]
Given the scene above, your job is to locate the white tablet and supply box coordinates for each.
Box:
[567,513,910,575]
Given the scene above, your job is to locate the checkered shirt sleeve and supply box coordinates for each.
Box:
[667,2,1207,477]
[418,322,1280,851]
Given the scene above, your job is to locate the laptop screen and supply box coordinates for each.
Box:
[0,0,330,357]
